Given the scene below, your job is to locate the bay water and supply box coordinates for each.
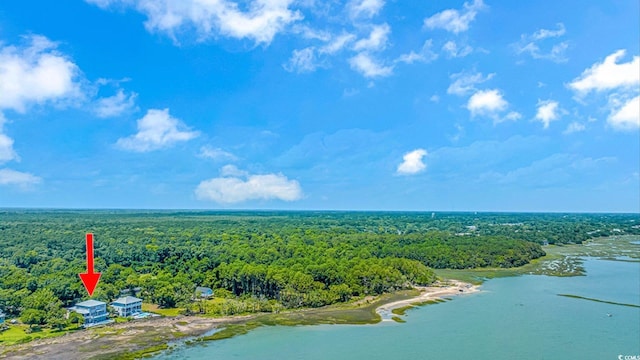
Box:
[155,258,640,360]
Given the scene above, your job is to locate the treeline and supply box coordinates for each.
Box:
[2,210,631,327]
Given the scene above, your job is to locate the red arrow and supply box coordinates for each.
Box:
[79,233,101,296]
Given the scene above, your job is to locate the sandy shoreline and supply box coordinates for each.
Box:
[1,281,479,359]
[0,314,255,360]
[376,280,480,321]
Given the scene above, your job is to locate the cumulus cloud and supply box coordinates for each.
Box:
[535,100,561,129]
[116,108,199,152]
[199,146,237,161]
[442,40,472,58]
[423,0,485,34]
[447,70,494,96]
[568,50,639,94]
[397,149,427,175]
[0,168,41,188]
[0,35,85,177]
[195,168,302,203]
[568,49,639,131]
[95,89,138,118]
[608,95,639,131]
[353,23,390,52]
[466,89,520,124]
[0,35,82,112]
[467,89,506,116]
[349,52,393,78]
[85,0,303,45]
[513,23,568,63]
[348,0,384,19]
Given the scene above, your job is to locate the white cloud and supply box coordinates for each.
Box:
[195,168,302,203]
[353,23,390,52]
[0,168,41,188]
[568,50,639,131]
[0,35,82,113]
[531,23,566,40]
[199,146,237,161]
[608,95,640,131]
[283,47,317,73]
[397,149,428,175]
[95,89,137,118]
[349,52,393,78]
[0,114,18,164]
[442,40,472,58]
[86,0,303,45]
[447,70,494,96]
[116,108,200,152]
[513,23,568,63]
[319,33,356,54]
[503,111,522,122]
[563,121,586,134]
[348,0,384,19]
[219,164,249,177]
[568,50,639,94]
[0,132,17,164]
[291,25,330,41]
[467,89,507,117]
[395,40,438,64]
[535,100,561,129]
[423,0,485,34]
[395,51,423,64]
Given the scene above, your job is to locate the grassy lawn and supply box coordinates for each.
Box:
[0,324,75,346]
[142,303,182,317]
[0,326,28,345]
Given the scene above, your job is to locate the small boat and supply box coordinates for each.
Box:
[606,313,612,317]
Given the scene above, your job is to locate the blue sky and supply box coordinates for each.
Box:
[0,0,638,212]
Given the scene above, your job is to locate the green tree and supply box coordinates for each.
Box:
[20,309,46,328]
[68,311,84,328]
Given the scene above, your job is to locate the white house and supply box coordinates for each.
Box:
[69,300,109,326]
[111,296,143,317]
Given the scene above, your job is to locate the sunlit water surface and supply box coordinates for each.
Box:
[154,258,640,360]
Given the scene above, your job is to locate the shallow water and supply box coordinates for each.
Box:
[155,259,640,360]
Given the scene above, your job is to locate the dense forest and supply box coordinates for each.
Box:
[0,210,638,329]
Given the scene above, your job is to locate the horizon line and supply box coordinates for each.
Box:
[1,207,638,215]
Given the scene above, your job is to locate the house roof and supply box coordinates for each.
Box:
[76,300,106,308]
[112,296,142,305]
[195,286,213,293]
[69,307,90,315]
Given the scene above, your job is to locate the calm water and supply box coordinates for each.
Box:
[156,259,640,360]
